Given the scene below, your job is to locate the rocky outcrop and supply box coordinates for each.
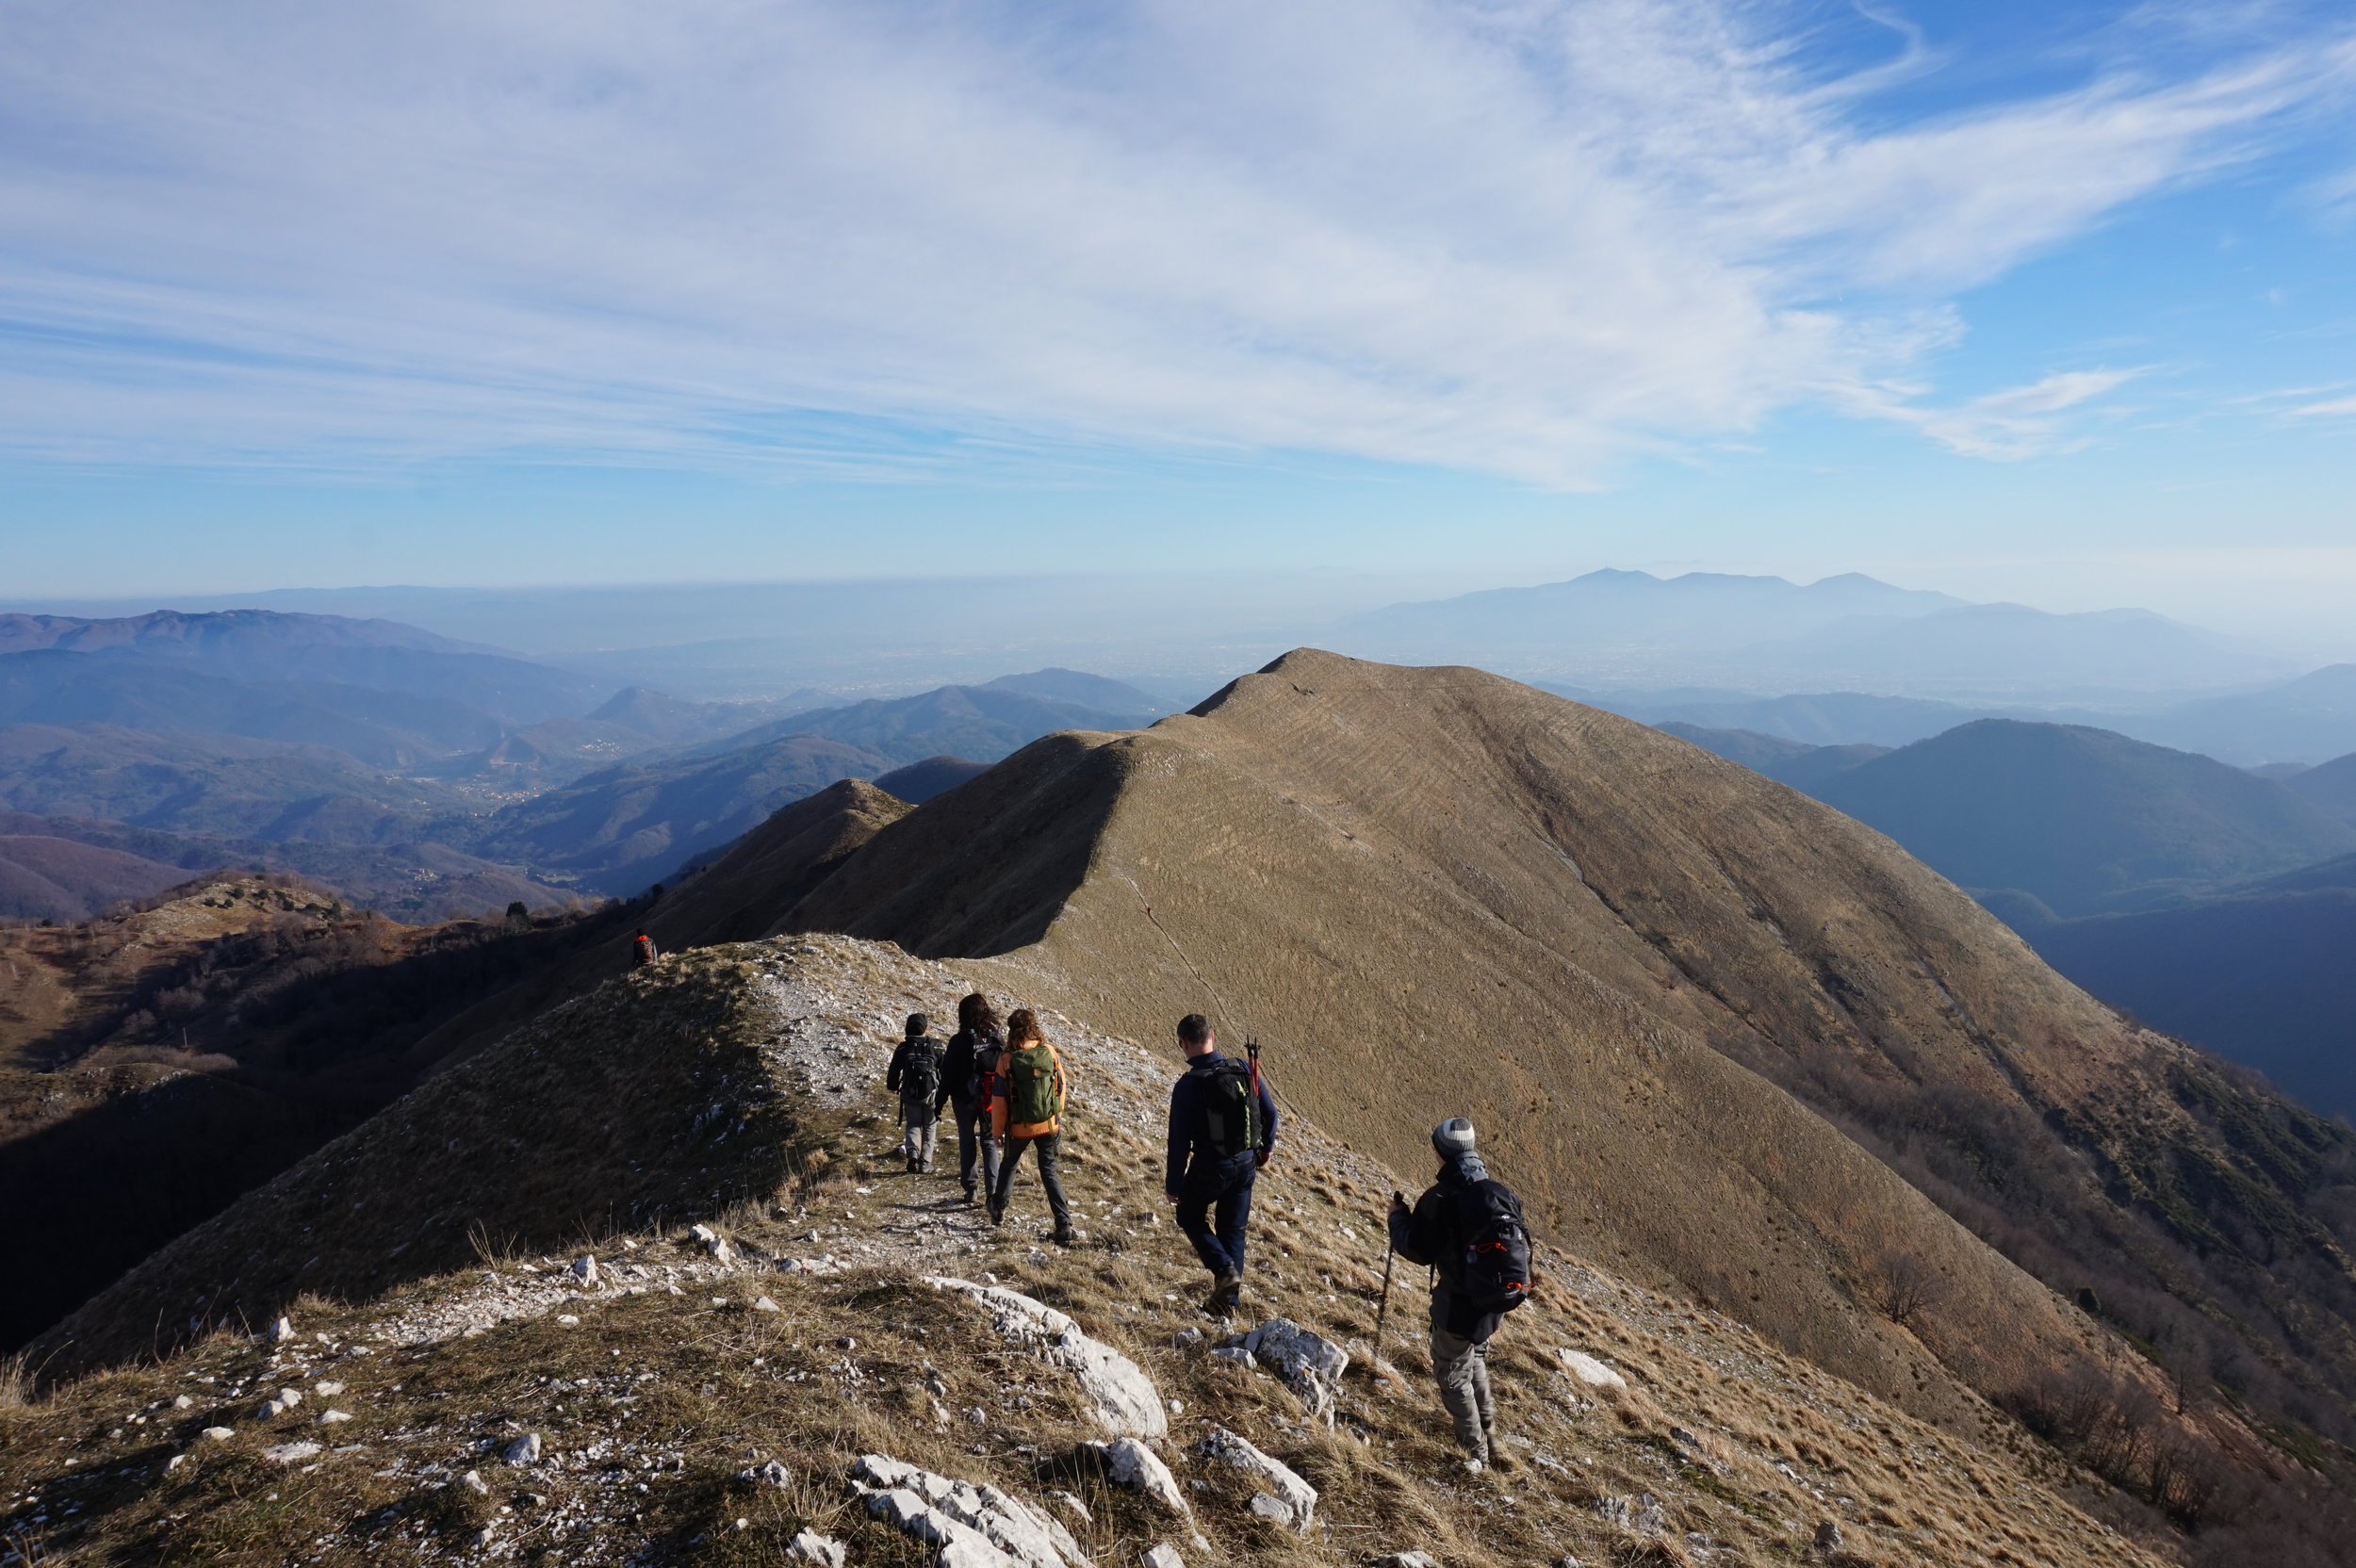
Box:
[925,1277,1166,1439]
[1192,1426,1317,1531]
[850,1454,1091,1568]
[1556,1348,1628,1390]
[1242,1317,1349,1424]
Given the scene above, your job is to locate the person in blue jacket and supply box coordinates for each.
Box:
[1164,1013,1278,1315]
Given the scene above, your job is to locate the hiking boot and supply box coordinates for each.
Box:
[987,1200,1006,1227]
[1483,1439,1520,1474]
[1051,1225,1079,1249]
[1206,1270,1242,1315]
[961,1185,977,1205]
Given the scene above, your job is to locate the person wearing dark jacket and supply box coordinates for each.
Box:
[885,1013,950,1174]
[1389,1117,1521,1473]
[940,992,1005,1204]
[1164,1014,1278,1315]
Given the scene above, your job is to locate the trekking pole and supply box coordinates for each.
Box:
[1373,1217,1398,1364]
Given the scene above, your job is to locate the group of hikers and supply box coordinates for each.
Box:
[882,995,1535,1472]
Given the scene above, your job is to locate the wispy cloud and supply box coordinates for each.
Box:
[2290,394,2356,416]
[1851,368,2149,458]
[0,0,2348,482]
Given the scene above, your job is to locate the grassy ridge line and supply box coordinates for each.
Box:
[1,936,2171,1568]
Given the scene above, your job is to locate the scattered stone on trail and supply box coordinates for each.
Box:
[925,1276,1167,1439]
[165,1454,187,1472]
[1368,1555,1440,1568]
[572,1255,598,1286]
[460,1470,490,1495]
[1170,1328,1203,1350]
[1141,1546,1185,1568]
[318,1410,352,1425]
[172,1394,193,1409]
[1814,1519,1844,1555]
[1595,1495,1629,1527]
[201,1426,233,1441]
[1047,1490,1092,1524]
[740,1459,793,1488]
[1634,1495,1666,1533]
[1192,1427,1317,1531]
[689,1223,734,1262]
[314,1381,344,1396]
[267,1315,294,1345]
[850,1453,1091,1568]
[787,1530,847,1568]
[1073,1437,1190,1519]
[1241,1317,1349,1423]
[754,1295,781,1313]
[503,1432,543,1465]
[1555,1348,1628,1390]
[1208,1347,1255,1370]
[262,1441,320,1464]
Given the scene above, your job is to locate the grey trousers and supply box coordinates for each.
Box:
[902,1115,938,1168]
[1431,1291,1496,1462]
[952,1093,999,1196]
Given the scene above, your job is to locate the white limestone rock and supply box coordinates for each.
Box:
[924,1277,1166,1439]
[1192,1427,1316,1531]
[1242,1318,1349,1423]
[503,1432,543,1465]
[689,1223,734,1262]
[267,1315,295,1345]
[201,1427,234,1441]
[1141,1547,1185,1568]
[572,1255,598,1286]
[263,1441,320,1464]
[1369,1556,1440,1568]
[1074,1438,1189,1519]
[741,1459,793,1488]
[788,1530,847,1568]
[850,1453,1091,1568]
[1555,1348,1628,1390]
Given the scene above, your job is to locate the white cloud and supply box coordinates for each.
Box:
[1851,368,2149,459]
[0,0,2347,482]
[2290,394,2356,416]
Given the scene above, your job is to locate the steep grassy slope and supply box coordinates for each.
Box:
[1809,719,2356,914]
[9,937,2189,1568]
[787,652,2356,1462]
[0,878,627,1348]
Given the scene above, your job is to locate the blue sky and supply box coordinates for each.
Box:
[2,0,2353,645]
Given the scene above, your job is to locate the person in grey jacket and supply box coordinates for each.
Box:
[1389,1117,1530,1473]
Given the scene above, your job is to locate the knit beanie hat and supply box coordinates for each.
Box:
[907,1013,929,1037]
[1432,1117,1476,1156]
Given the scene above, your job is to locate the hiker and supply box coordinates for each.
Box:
[988,1007,1075,1245]
[1387,1117,1534,1473]
[941,992,1006,1205]
[885,1013,949,1174]
[630,929,658,967]
[1164,1013,1278,1315]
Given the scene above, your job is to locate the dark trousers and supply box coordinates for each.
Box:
[991,1132,1072,1231]
[952,1093,999,1197]
[1176,1153,1257,1278]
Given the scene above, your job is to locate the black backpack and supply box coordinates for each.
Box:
[965,1036,1002,1104]
[1197,1059,1260,1159]
[1448,1178,1533,1315]
[901,1039,942,1105]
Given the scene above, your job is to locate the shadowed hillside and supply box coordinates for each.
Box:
[787,652,2356,1481]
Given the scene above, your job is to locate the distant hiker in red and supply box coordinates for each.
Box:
[630,929,658,967]
[941,993,1006,1205]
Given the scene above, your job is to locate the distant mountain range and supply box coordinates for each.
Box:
[0,611,1169,920]
[1342,569,2299,700]
[477,681,1156,894]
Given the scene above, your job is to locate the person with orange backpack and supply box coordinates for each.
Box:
[987,1007,1076,1246]
[630,929,659,967]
